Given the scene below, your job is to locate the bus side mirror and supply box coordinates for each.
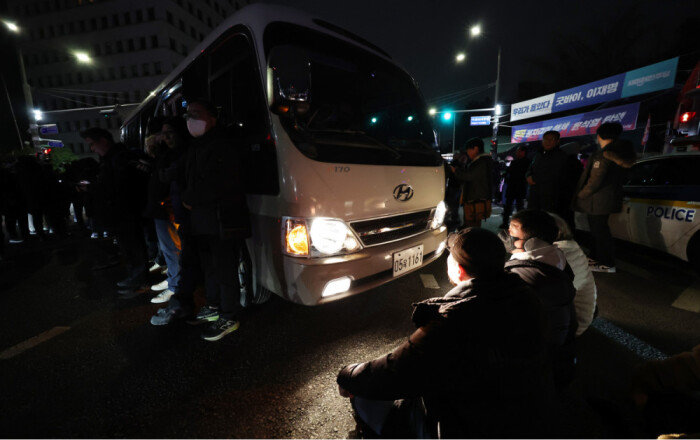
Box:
[267,65,311,119]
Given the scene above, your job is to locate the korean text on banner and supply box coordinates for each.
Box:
[510,102,639,143]
[510,57,678,122]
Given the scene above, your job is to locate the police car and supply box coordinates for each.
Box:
[578,153,700,269]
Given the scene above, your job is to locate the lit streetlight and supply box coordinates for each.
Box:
[455,52,466,63]
[428,107,437,116]
[33,109,43,121]
[470,24,481,38]
[2,20,19,33]
[74,51,92,64]
[495,104,502,115]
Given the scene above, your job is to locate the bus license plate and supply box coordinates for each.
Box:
[393,245,424,277]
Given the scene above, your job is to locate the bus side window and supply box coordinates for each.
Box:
[207,32,278,195]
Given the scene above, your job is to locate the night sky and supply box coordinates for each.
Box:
[270,0,699,106]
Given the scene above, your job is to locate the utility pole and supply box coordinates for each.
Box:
[490,45,502,160]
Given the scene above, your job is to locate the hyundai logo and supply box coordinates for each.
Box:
[393,184,414,202]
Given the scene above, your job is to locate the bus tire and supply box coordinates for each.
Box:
[239,244,271,307]
[688,232,700,273]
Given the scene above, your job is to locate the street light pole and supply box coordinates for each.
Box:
[491,45,502,159]
[452,116,456,154]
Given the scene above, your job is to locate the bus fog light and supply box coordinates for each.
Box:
[322,276,352,297]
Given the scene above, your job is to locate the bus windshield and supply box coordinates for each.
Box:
[264,22,441,167]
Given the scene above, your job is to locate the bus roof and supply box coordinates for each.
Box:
[121,3,398,127]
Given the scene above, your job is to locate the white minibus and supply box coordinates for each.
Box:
[121,4,448,306]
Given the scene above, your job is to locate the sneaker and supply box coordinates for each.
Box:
[151,279,169,291]
[201,318,240,341]
[103,231,109,238]
[189,305,220,325]
[151,289,174,304]
[590,263,616,273]
[90,232,99,239]
[148,262,162,273]
[150,304,192,325]
[8,238,24,244]
[117,287,148,299]
[117,275,147,289]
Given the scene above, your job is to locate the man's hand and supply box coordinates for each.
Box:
[338,385,353,399]
[526,176,535,186]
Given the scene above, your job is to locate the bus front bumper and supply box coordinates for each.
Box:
[281,227,448,305]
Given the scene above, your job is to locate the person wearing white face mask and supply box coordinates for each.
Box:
[181,99,251,342]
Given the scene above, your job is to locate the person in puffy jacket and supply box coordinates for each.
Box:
[504,209,578,388]
[337,228,555,438]
[575,122,636,273]
[550,213,597,336]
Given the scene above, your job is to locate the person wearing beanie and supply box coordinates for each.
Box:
[337,228,554,438]
[575,122,637,273]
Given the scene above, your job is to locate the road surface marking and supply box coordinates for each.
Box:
[420,274,441,289]
[0,326,70,360]
[591,318,667,361]
[672,281,700,313]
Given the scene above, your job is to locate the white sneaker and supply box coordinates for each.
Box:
[151,289,174,304]
[590,263,616,273]
[90,232,99,239]
[149,262,162,273]
[151,279,169,291]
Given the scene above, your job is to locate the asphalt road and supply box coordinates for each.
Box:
[0,219,698,438]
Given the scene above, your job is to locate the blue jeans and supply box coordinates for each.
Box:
[154,218,181,291]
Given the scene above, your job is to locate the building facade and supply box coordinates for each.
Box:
[6,0,249,155]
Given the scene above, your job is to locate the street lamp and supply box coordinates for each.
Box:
[33,109,43,121]
[73,51,92,64]
[428,107,437,116]
[469,24,481,37]
[455,52,466,63]
[2,19,19,33]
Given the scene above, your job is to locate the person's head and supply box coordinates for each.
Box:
[185,99,218,137]
[541,131,560,151]
[548,212,574,241]
[161,117,189,149]
[446,228,506,284]
[516,145,527,159]
[80,127,115,157]
[508,210,559,250]
[596,122,623,148]
[464,137,484,160]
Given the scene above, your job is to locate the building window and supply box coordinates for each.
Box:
[170,38,177,50]
[190,27,196,39]
[134,90,141,101]
[120,66,127,78]
[181,44,187,56]
[93,43,101,56]
[85,72,93,82]
[76,72,82,83]
[90,18,97,30]
[179,19,185,32]
[136,10,143,22]
[166,11,173,24]
[140,37,146,49]
[142,63,150,76]
[199,32,204,41]
[123,12,131,24]
[207,17,212,27]
[154,61,162,74]
[101,16,108,28]
[57,24,65,35]
[131,65,138,76]
[112,14,119,26]
[67,23,74,34]
[105,42,112,54]
[214,2,220,13]
[116,41,124,53]
[65,73,72,85]
[127,39,135,51]
[48,25,55,37]
[78,20,85,32]
[197,9,202,20]
[147,7,155,20]
[150,35,158,48]
[188,2,193,13]
[109,67,116,80]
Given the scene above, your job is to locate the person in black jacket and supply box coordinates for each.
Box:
[574,122,636,273]
[451,138,495,228]
[181,99,250,342]
[504,209,578,389]
[80,127,150,292]
[500,145,530,228]
[337,228,555,438]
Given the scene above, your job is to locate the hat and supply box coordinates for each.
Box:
[446,228,506,277]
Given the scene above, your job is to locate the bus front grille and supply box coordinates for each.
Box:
[351,210,433,247]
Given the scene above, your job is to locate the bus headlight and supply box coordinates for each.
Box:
[431,201,446,229]
[283,217,362,257]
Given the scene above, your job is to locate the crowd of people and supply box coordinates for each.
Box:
[2,110,697,436]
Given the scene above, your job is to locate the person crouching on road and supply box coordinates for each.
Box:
[451,138,494,228]
[574,122,636,273]
[337,228,555,438]
[181,99,251,342]
[503,209,578,389]
[550,213,597,337]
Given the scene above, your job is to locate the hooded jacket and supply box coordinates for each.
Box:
[575,139,636,215]
[555,239,597,336]
[337,273,555,438]
[453,153,494,202]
